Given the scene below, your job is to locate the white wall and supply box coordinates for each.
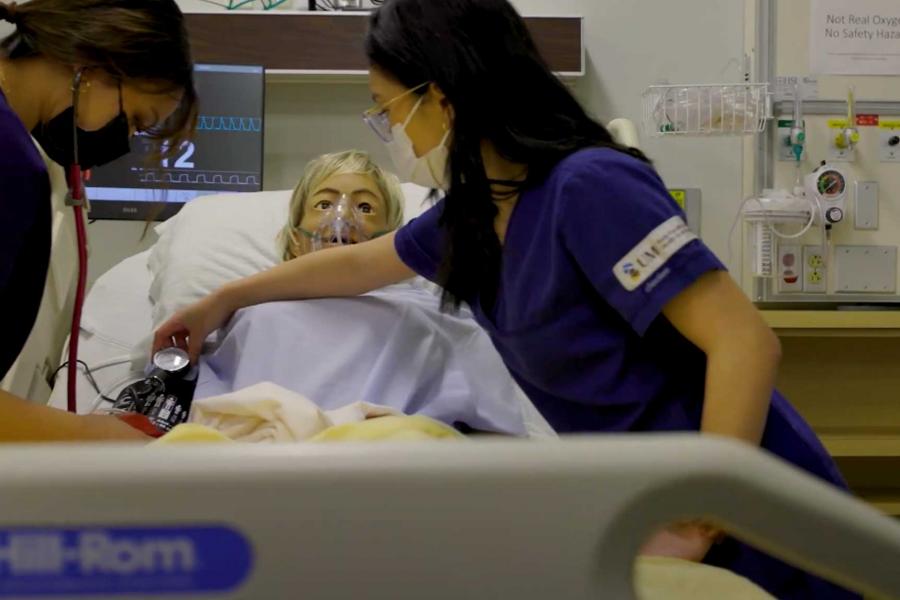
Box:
[263,81,389,190]
[561,0,748,272]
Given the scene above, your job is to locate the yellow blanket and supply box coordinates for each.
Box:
[634,556,774,599]
[155,415,463,444]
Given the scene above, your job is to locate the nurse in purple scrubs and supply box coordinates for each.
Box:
[156,1,857,596]
[0,0,196,441]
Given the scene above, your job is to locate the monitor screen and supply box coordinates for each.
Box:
[86,64,265,221]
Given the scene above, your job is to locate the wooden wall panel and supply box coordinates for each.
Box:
[184,13,582,74]
[776,337,900,434]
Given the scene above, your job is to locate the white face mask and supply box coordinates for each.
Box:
[384,96,450,191]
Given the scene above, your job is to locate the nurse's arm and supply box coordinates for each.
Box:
[154,232,415,361]
[223,231,413,307]
[0,389,151,442]
[661,270,781,445]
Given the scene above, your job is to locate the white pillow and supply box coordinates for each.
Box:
[148,184,433,327]
[148,191,291,327]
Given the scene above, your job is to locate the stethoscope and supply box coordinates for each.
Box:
[64,69,90,414]
[60,73,184,416]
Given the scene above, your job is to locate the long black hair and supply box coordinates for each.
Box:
[366,0,651,311]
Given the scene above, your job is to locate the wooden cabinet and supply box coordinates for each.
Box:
[762,311,900,516]
[184,12,583,76]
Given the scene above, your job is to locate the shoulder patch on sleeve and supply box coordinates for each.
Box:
[613,216,697,292]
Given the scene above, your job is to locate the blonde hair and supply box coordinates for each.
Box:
[279,150,405,261]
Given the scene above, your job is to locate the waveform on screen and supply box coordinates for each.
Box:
[196,116,263,132]
[138,171,260,186]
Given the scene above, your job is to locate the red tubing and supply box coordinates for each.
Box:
[66,165,88,414]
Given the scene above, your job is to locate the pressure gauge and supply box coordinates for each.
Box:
[816,169,846,200]
[805,163,848,225]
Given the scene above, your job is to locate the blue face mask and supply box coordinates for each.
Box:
[32,81,131,169]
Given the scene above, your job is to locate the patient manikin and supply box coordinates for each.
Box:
[280,152,406,261]
[195,151,555,438]
[292,193,390,251]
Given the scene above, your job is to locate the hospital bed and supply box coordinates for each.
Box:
[43,183,554,431]
[1,435,899,599]
[30,185,900,599]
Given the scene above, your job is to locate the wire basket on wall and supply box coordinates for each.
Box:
[642,83,772,137]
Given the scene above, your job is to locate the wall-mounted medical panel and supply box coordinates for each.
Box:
[749,0,900,306]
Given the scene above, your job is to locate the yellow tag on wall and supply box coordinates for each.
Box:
[880,120,900,130]
[669,189,686,210]
[827,119,849,129]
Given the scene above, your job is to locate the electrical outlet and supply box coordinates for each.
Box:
[803,246,827,293]
[777,245,803,293]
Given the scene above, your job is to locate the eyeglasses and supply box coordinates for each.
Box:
[362,81,430,143]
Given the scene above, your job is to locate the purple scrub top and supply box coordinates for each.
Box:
[395,147,858,599]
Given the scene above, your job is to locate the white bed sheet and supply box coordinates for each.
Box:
[50,250,556,439]
[48,250,154,414]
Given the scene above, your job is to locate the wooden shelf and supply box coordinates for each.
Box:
[761,310,900,337]
[184,11,584,77]
[862,494,900,517]
[820,432,900,459]
[819,435,900,516]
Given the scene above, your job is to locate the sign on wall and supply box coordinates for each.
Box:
[811,0,900,75]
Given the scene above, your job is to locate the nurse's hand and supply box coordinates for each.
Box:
[0,390,152,443]
[79,414,153,442]
[639,522,722,562]
[152,291,234,364]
